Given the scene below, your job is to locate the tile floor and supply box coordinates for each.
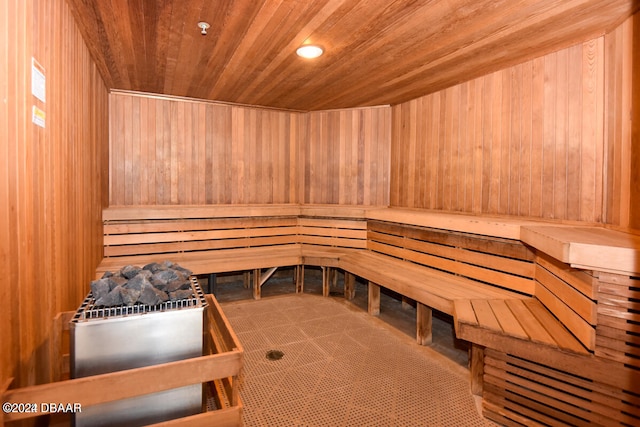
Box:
[215,271,496,427]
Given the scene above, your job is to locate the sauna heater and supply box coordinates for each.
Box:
[70,277,207,426]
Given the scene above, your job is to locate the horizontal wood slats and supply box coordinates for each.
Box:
[596,272,640,369]
[534,251,597,350]
[367,220,535,295]
[339,251,526,316]
[99,214,368,276]
[483,349,640,427]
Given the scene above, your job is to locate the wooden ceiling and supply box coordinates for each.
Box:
[67,0,638,111]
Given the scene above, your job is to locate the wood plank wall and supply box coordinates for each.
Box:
[109,92,305,205]
[303,107,391,205]
[109,94,391,206]
[390,23,635,228]
[0,0,108,390]
[632,13,640,230]
[604,15,637,228]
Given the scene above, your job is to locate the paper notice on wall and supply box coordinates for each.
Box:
[32,105,45,128]
[31,57,46,103]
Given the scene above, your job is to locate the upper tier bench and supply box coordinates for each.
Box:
[97,204,638,357]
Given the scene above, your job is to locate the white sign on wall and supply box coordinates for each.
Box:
[31,57,46,103]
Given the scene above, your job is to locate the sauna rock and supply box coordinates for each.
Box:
[90,262,194,307]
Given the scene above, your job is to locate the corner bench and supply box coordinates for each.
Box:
[94,205,640,426]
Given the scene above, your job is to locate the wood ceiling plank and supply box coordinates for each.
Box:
[65,0,639,111]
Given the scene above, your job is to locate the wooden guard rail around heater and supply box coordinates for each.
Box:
[0,293,244,427]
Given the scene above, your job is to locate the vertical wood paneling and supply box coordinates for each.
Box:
[632,13,640,230]
[389,31,632,225]
[110,95,391,207]
[604,16,634,228]
[303,107,391,206]
[1,0,108,389]
[109,93,305,205]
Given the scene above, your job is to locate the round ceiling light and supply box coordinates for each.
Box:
[296,45,324,59]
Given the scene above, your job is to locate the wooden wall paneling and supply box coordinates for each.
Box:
[554,47,568,220]
[1,0,108,391]
[480,76,492,213]
[303,107,391,206]
[632,12,640,230]
[109,93,309,205]
[541,51,557,219]
[488,70,503,214]
[389,33,616,223]
[518,61,531,217]
[1,0,19,389]
[581,38,605,223]
[603,17,633,227]
[499,67,511,215]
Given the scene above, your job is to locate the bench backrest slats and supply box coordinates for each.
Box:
[367,220,536,296]
[103,216,368,261]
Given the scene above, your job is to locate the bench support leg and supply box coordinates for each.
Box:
[416,303,433,345]
[402,296,412,310]
[368,281,380,316]
[344,272,355,300]
[253,269,261,300]
[243,271,251,289]
[295,265,304,293]
[322,267,333,297]
[208,273,217,294]
[470,344,484,396]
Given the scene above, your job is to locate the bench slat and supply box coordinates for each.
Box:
[104,236,298,257]
[471,300,502,331]
[105,227,299,245]
[298,226,367,239]
[104,217,299,234]
[454,300,478,326]
[524,299,589,354]
[298,218,367,229]
[368,240,534,295]
[488,300,528,340]
[535,263,596,324]
[504,300,556,346]
[534,281,595,350]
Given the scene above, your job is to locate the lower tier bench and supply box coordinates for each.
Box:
[454,299,589,355]
[335,250,530,346]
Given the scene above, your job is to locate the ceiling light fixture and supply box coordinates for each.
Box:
[198,22,210,35]
[296,45,323,59]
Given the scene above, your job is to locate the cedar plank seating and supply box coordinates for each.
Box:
[97,204,589,355]
[98,205,368,278]
[454,299,590,355]
[95,205,640,426]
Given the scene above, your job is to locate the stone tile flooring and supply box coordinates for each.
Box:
[221,293,496,427]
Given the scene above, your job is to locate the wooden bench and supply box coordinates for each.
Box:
[98,205,368,298]
[337,249,529,344]
[92,205,640,427]
[98,206,591,350]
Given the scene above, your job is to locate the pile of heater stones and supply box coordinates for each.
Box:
[91,261,194,307]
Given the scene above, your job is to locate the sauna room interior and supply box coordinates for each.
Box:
[2,0,640,426]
